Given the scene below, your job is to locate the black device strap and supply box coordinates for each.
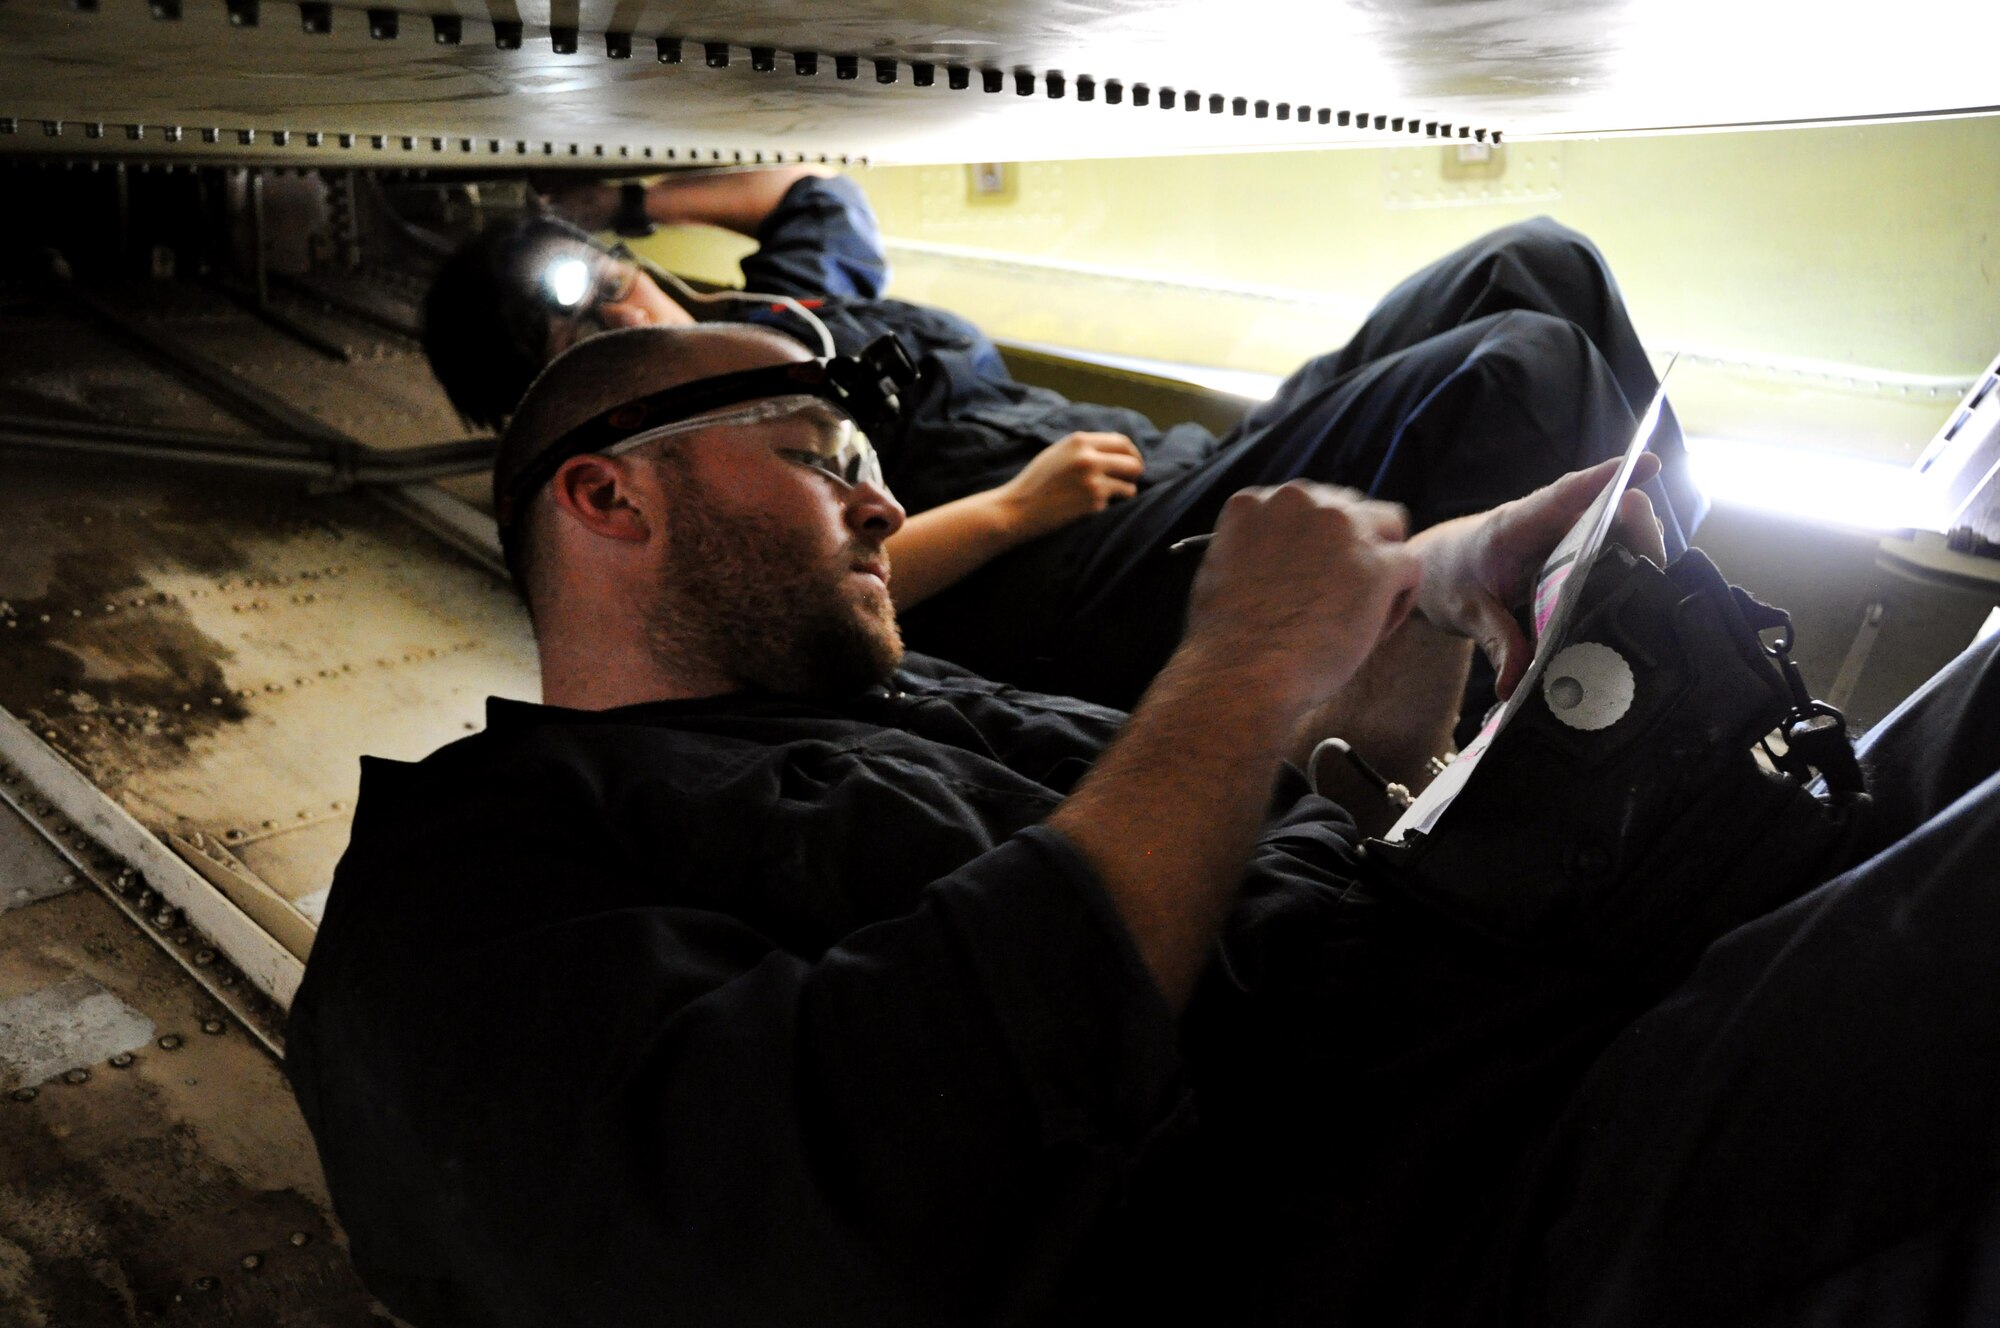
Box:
[1729,586,1867,798]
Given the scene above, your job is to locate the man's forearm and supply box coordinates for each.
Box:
[646,167,834,237]
[1291,617,1473,837]
[1046,481,1425,1010]
[1046,641,1305,1009]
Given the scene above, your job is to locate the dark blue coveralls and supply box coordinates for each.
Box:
[739,176,1706,713]
[288,626,2000,1327]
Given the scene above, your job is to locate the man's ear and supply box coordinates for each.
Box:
[546,454,656,545]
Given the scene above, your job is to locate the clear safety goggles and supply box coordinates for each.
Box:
[606,394,885,491]
[496,335,914,535]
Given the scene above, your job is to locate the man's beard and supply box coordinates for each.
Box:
[644,472,903,697]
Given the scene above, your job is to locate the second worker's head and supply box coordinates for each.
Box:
[423,215,693,430]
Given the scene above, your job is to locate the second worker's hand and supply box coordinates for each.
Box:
[531,176,622,231]
[997,432,1145,541]
[1181,481,1425,721]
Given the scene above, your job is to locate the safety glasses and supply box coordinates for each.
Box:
[607,395,884,491]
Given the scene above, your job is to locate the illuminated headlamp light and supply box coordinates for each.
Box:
[543,256,593,310]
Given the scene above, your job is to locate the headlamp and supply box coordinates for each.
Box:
[543,256,592,310]
[534,243,638,324]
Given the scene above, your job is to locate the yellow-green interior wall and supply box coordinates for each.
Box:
[634,117,2000,461]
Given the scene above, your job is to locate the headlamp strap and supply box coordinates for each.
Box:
[496,336,915,532]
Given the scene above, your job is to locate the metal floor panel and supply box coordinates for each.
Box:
[0,453,538,945]
[0,798,385,1325]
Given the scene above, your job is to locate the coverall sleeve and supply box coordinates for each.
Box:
[296,793,1187,1327]
[738,174,893,301]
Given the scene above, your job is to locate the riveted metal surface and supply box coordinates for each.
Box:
[0,453,538,950]
[6,0,2000,168]
[0,810,83,918]
[0,288,257,440]
[0,267,466,456]
[1382,143,1564,209]
[0,748,289,1034]
[0,976,154,1091]
[0,797,384,1323]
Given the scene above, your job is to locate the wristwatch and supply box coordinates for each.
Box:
[612,180,656,238]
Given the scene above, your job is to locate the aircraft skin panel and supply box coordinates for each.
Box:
[0,455,539,969]
[7,0,1999,166]
[0,1,1490,166]
[1,308,260,441]
[833,120,2000,453]
[0,797,380,1322]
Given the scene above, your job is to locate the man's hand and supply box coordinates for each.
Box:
[997,432,1144,540]
[1183,482,1425,717]
[1412,454,1668,700]
[531,177,623,232]
[1049,480,1421,1007]
[880,434,1138,610]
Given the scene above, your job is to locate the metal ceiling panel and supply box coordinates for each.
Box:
[5,0,1997,167]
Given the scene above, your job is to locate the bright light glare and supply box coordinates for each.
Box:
[1174,366,1282,402]
[545,258,591,309]
[1683,435,1937,531]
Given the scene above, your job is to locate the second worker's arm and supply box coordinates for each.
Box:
[541,166,834,237]
[640,166,835,236]
[546,169,1150,607]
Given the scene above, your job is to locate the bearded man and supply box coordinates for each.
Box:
[288,324,2000,1328]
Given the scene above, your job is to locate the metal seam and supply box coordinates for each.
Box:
[0,759,286,1057]
[13,1,1499,150]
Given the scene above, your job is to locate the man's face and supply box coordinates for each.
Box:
[639,400,905,696]
[539,243,692,357]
